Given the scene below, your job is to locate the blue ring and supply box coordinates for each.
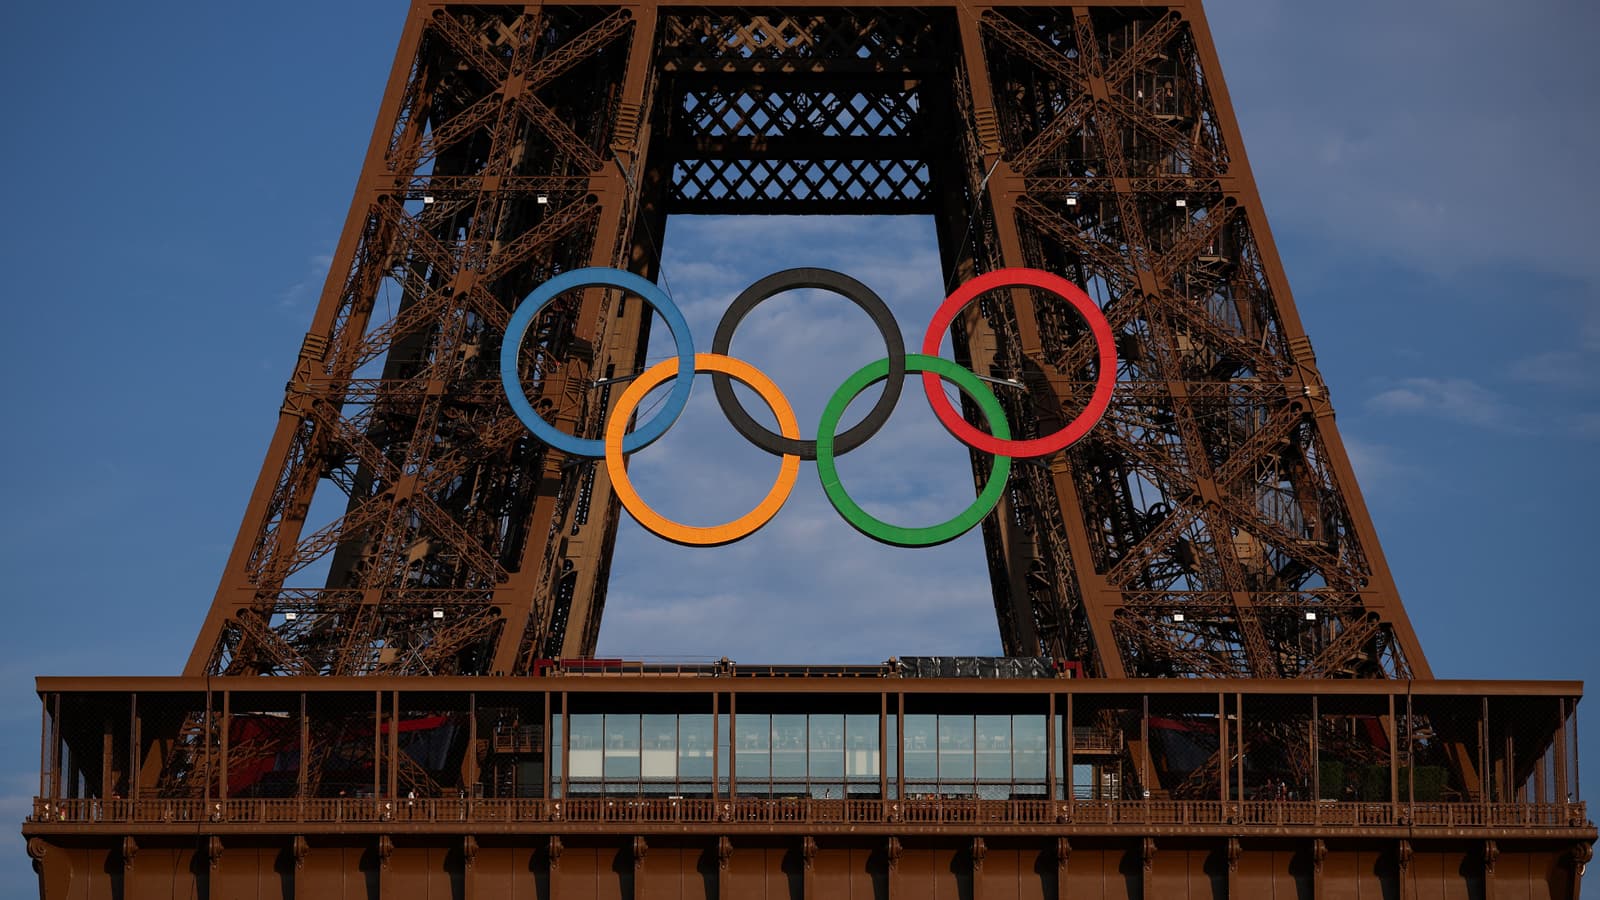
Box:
[501,268,695,457]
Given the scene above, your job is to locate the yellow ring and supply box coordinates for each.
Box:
[605,353,801,546]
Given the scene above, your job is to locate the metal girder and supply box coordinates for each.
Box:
[184,1,1432,691]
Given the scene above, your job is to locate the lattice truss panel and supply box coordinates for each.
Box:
[187,2,1430,696]
[189,5,662,680]
[951,7,1425,678]
[658,11,945,212]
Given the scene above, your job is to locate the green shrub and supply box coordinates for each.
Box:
[1318,761,1345,800]
[1355,764,1448,801]
[1411,765,1447,801]
[1361,764,1391,801]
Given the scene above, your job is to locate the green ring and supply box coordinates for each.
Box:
[817,353,1012,547]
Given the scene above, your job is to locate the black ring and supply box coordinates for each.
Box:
[711,268,906,460]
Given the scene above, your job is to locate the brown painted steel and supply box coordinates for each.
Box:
[28,833,1593,900]
[23,676,1597,898]
[25,0,1593,896]
[182,0,1435,684]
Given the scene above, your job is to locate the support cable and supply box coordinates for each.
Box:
[943,156,1002,294]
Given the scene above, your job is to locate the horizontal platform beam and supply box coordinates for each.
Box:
[33,674,1588,697]
[24,830,1595,900]
[417,0,1205,7]
[666,199,934,215]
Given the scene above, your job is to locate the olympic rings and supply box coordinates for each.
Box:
[711,268,904,460]
[501,268,696,457]
[500,265,1116,546]
[818,355,1012,547]
[920,268,1116,459]
[606,354,801,546]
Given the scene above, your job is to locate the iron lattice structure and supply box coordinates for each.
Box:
[28,4,1597,896]
[186,0,1431,683]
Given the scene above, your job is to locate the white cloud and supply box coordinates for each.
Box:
[1366,377,1520,430]
[1341,435,1415,493]
[1509,350,1597,390]
[1582,310,1600,354]
[277,250,336,309]
[597,217,1006,662]
[1570,412,1600,440]
[1206,0,1600,284]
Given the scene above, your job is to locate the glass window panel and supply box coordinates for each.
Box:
[736,713,770,781]
[1014,715,1047,782]
[1055,716,1067,800]
[569,714,603,780]
[773,714,807,779]
[904,715,936,786]
[768,714,806,778]
[886,715,897,796]
[642,714,676,750]
[811,714,845,780]
[717,713,730,793]
[1100,765,1121,800]
[812,782,845,799]
[641,714,677,780]
[976,715,1011,781]
[1073,763,1095,800]
[845,714,879,780]
[716,713,729,775]
[680,714,714,780]
[550,713,564,798]
[772,715,806,751]
[604,714,641,780]
[939,714,975,782]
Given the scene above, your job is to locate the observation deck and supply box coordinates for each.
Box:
[24,671,1595,898]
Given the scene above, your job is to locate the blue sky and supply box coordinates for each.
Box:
[0,0,1595,894]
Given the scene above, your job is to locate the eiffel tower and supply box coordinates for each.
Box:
[24,1,1592,897]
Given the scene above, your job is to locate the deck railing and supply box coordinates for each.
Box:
[28,796,1590,830]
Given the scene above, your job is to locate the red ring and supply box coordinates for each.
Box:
[920,268,1116,458]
